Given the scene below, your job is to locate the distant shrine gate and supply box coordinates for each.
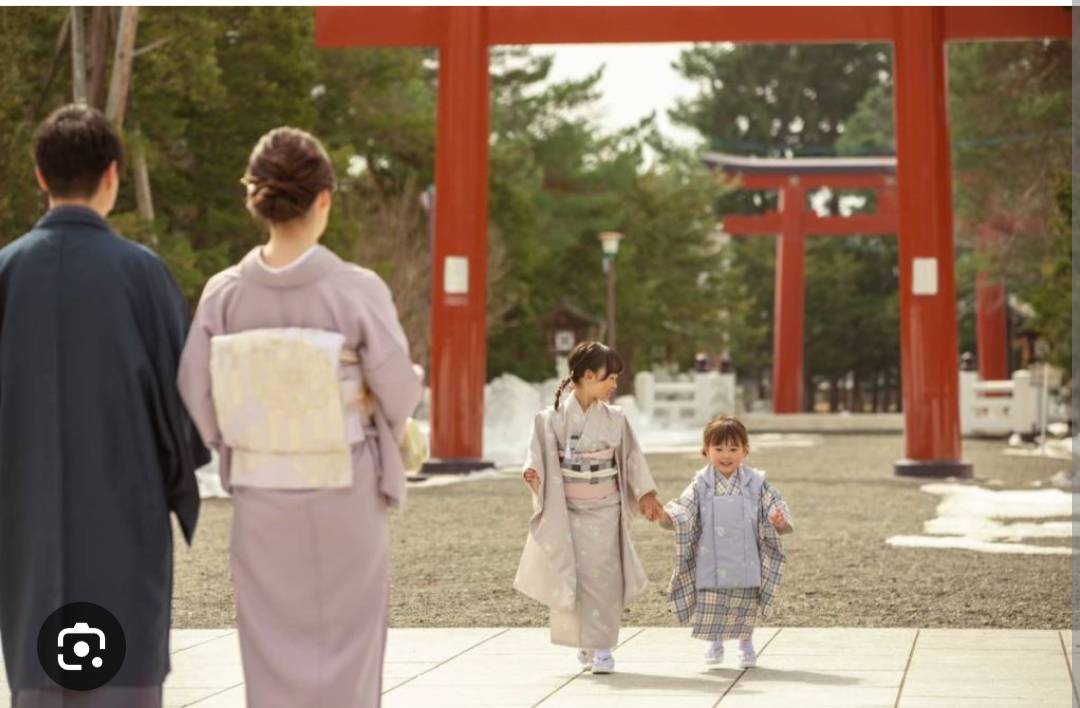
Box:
[703,152,1010,414]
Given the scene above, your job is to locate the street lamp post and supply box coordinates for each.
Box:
[598,231,624,350]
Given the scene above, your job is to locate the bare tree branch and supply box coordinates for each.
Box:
[133,35,173,58]
[32,11,72,118]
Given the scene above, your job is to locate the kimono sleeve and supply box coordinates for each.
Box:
[177,274,228,453]
[147,260,209,545]
[523,412,546,514]
[663,479,701,553]
[354,273,421,439]
[619,415,657,502]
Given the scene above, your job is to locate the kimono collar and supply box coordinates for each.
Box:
[239,243,342,288]
[35,205,111,233]
[564,389,585,418]
[701,463,747,493]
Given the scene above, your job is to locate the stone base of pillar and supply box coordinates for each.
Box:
[893,458,974,478]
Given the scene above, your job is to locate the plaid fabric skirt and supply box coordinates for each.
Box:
[691,587,761,641]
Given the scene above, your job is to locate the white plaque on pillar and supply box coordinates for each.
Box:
[444,256,469,294]
[912,257,938,295]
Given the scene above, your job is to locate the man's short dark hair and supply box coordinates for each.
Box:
[32,104,123,199]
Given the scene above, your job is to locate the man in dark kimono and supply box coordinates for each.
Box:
[0,105,208,707]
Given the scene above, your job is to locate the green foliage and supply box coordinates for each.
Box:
[671,43,891,157]
[1025,172,1072,378]
[0,8,69,236]
[0,10,728,385]
[485,48,727,381]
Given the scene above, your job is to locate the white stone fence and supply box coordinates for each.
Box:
[959,368,1069,438]
[635,371,737,427]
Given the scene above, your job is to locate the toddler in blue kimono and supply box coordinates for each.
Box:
[658,415,793,668]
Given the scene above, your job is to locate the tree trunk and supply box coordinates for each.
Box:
[871,370,880,413]
[86,7,112,110]
[132,127,155,225]
[804,376,816,413]
[104,6,138,129]
[893,367,903,413]
[828,376,839,413]
[619,342,636,398]
[70,7,87,103]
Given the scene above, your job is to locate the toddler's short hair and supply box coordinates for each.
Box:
[702,415,749,455]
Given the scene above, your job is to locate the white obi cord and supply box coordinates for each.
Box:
[209,328,367,490]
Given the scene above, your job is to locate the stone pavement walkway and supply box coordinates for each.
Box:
[1,627,1075,707]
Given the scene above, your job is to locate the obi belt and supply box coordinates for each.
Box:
[559,438,617,485]
[209,328,372,490]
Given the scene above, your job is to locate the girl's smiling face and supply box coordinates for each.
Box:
[705,439,748,476]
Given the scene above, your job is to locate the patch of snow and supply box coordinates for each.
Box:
[886,535,1071,555]
[886,483,1076,555]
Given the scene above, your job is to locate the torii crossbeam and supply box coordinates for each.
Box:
[314,6,1071,477]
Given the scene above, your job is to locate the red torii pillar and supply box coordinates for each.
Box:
[892,8,965,474]
[711,156,899,415]
[314,6,1070,477]
[774,182,806,414]
[428,10,491,469]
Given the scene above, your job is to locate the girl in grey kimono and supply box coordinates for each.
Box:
[514,342,664,674]
[659,415,793,669]
[177,127,421,708]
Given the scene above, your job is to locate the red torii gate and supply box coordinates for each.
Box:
[704,153,900,415]
[314,6,1071,477]
[707,153,1013,413]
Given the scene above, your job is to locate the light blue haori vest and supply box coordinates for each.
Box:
[694,464,764,590]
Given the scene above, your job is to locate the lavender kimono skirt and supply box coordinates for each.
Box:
[230,440,389,708]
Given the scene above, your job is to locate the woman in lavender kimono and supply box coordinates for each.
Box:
[177,127,421,708]
[514,341,665,674]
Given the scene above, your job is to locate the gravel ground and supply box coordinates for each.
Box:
[171,435,1073,629]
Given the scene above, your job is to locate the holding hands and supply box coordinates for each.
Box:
[638,492,666,523]
[521,474,678,530]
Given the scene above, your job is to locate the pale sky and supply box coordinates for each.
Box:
[539,43,705,148]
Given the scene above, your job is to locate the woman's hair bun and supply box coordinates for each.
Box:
[243,127,335,223]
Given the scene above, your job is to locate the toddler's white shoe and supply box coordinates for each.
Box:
[738,642,757,669]
[591,649,615,674]
[576,649,594,668]
[704,640,724,665]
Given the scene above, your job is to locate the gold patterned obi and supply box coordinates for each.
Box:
[209,328,369,489]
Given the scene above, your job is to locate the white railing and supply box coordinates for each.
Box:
[959,368,1067,438]
[635,371,737,427]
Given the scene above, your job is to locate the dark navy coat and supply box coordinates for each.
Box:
[0,206,207,690]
